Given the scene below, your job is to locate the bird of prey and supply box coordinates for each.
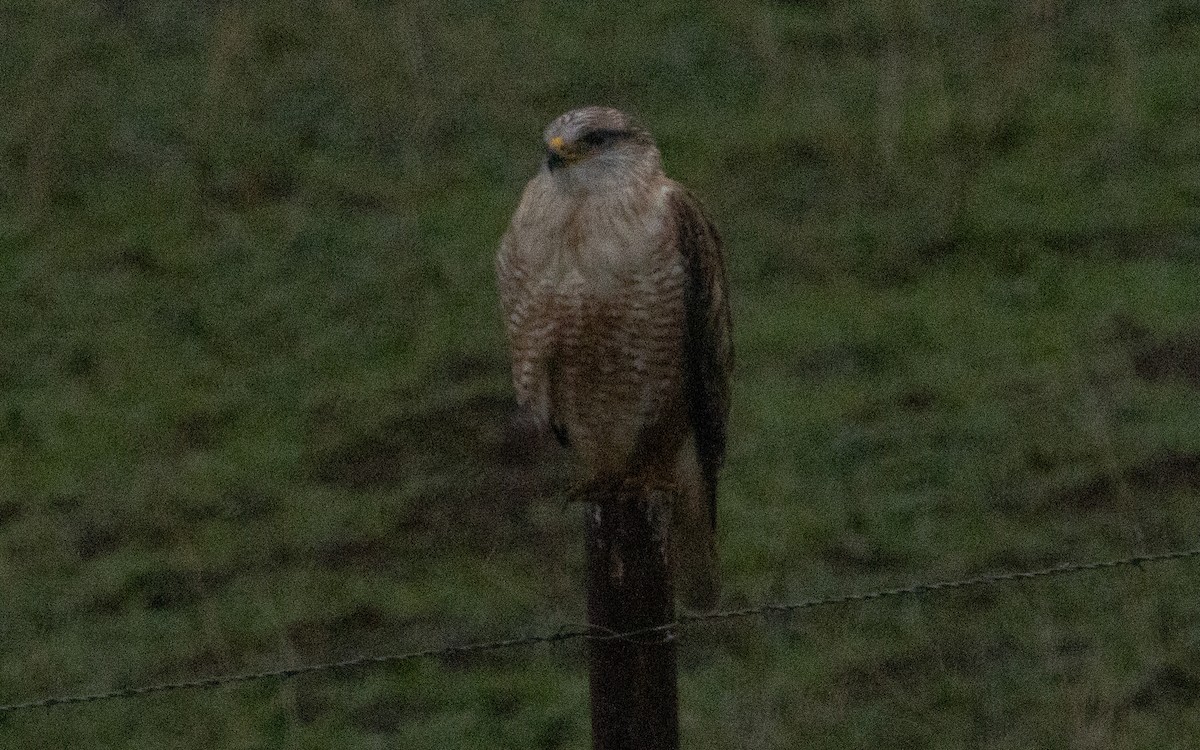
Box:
[496,106,732,610]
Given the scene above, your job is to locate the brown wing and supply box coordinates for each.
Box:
[496,226,555,437]
[667,186,732,530]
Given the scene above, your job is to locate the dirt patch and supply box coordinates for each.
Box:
[352,695,410,733]
[73,522,124,561]
[896,387,938,413]
[1053,449,1200,509]
[1127,450,1200,491]
[125,569,205,611]
[286,604,413,662]
[315,536,394,571]
[174,408,236,452]
[1111,315,1200,388]
[1125,664,1200,710]
[0,500,22,528]
[838,649,940,701]
[1132,334,1200,388]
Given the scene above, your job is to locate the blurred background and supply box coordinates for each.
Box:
[2,0,1199,747]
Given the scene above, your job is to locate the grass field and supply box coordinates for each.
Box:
[2,1,1200,747]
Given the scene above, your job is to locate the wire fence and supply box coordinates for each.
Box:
[3,542,1198,716]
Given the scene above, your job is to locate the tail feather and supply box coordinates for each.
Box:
[672,444,720,612]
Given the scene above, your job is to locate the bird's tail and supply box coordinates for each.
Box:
[672,445,720,612]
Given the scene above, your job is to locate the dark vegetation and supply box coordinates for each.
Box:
[1,1,1199,747]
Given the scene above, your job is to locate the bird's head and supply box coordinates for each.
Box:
[541,106,661,186]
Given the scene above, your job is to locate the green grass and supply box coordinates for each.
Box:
[2,1,1200,747]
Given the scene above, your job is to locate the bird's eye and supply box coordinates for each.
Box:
[580,129,626,149]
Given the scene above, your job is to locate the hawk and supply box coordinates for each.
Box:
[496,106,732,610]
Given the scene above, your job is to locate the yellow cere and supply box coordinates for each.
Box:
[549,136,565,151]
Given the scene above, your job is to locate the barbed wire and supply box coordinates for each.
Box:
[2,543,1198,716]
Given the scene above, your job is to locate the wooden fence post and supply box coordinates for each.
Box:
[585,485,679,750]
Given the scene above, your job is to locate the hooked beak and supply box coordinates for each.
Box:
[546,135,579,172]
